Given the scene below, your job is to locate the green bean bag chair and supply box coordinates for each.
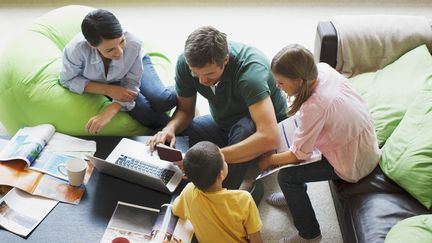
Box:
[0,5,174,136]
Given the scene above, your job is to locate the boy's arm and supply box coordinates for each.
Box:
[171,183,193,219]
[248,231,263,243]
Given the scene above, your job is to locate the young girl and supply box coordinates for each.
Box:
[259,44,381,243]
[60,9,176,134]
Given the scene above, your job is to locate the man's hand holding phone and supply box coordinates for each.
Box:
[156,144,183,162]
[156,144,187,179]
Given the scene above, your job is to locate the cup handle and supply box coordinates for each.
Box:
[57,165,68,177]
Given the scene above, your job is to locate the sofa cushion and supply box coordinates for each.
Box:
[385,215,432,243]
[349,44,432,146]
[329,167,431,243]
[0,5,173,136]
[379,79,432,209]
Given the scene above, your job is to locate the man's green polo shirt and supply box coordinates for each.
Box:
[175,41,287,132]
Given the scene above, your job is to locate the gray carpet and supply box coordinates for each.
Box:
[259,172,342,243]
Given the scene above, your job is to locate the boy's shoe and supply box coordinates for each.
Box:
[266,192,287,206]
[279,234,322,243]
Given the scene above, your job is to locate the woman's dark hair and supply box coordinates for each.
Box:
[184,26,228,68]
[81,9,123,46]
[183,141,224,190]
[271,44,318,116]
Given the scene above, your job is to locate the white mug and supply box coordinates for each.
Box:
[57,158,87,186]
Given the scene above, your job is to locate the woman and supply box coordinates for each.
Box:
[59,9,176,134]
[259,44,381,243]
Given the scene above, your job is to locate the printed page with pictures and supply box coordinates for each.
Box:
[0,159,94,205]
[0,124,96,180]
[0,124,55,166]
[101,202,194,243]
[0,188,58,237]
[256,115,322,180]
[0,125,95,204]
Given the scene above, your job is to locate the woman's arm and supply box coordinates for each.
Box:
[85,102,122,134]
[84,82,137,102]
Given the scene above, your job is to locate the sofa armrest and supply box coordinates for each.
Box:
[313,21,337,68]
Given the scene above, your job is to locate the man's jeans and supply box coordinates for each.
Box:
[180,115,256,189]
[128,55,177,129]
[277,157,340,239]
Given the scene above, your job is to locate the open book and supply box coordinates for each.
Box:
[0,188,58,237]
[0,124,96,204]
[256,115,322,180]
[101,201,194,243]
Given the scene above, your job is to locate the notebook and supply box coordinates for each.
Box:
[87,138,184,194]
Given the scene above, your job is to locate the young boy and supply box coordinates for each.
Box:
[172,141,263,243]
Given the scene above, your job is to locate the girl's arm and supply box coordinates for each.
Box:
[258,150,301,171]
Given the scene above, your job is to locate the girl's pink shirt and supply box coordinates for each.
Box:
[291,63,381,182]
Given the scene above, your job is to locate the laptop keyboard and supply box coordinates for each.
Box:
[115,154,175,184]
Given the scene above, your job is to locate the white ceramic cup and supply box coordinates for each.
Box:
[57,158,87,186]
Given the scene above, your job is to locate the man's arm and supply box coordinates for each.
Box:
[221,97,279,163]
[149,95,197,149]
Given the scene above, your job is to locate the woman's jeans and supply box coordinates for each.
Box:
[128,55,177,129]
[277,157,340,239]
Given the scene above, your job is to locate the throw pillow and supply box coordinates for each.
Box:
[385,215,432,243]
[380,80,432,209]
[350,44,432,146]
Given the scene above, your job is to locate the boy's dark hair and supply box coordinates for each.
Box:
[183,141,224,190]
[81,9,123,47]
[184,26,228,68]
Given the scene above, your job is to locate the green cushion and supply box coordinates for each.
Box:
[379,79,432,209]
[350,45,432,146]
[385,215,432,243]
[0,5,174,136]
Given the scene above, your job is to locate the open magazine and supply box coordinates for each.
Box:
[0,124,96,204]
[101,202,194,243]
[256,115,322,180]
[0,188,58,237]
[0,124,96,180]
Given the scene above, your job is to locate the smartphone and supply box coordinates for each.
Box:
[156,144,183,162]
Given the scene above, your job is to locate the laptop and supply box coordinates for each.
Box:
[87,138,184,194]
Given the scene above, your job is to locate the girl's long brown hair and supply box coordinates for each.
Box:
[271,44,318,116]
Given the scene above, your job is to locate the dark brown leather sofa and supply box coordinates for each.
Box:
[314,21,432,243]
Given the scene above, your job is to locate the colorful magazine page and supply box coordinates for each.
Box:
[0,124,55,166]
[0,188,58,237]
[0,160,94,205]
[0,124,96,180]
[101,202,194,243]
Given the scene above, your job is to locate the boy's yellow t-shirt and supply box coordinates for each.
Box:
[172,182,262,243]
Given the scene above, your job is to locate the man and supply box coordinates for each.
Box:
[149,26,287,189]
